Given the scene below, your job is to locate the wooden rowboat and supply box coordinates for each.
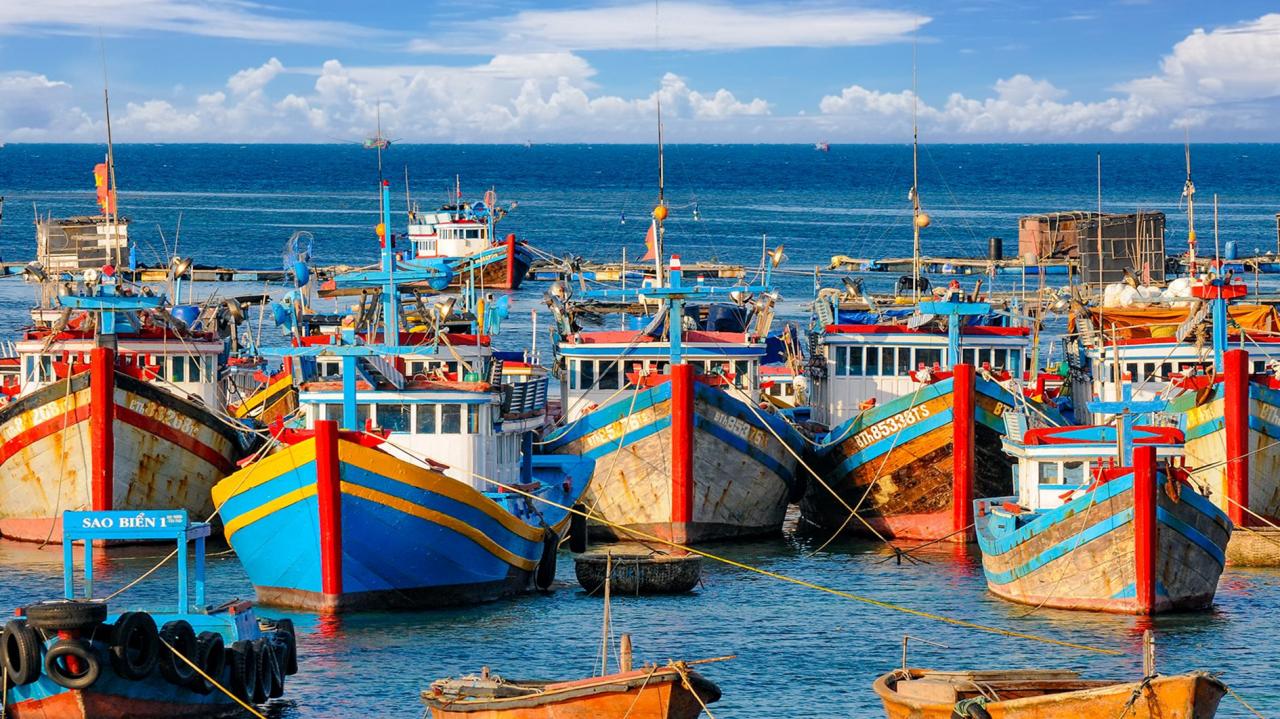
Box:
[875,668,1225,719]
[422,663,721,719]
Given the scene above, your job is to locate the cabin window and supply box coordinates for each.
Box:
[735,360,751,389]
[1062,461,1087,485]
[1142,363,1156,381]
[416,405,437,434]
[1037,462,1060,484]
[1161,362,1173,377]
[1011,350,1024,374]
[579,360,596,390]
[847,347,864,375]
[441,405,462,434]
[916,348,942,369]
[467,405,482,434]
[624,360,646,388]
[598,360,620,390]
[878,348,893,376]
[358,404,373,427]
[1125,363,1138,381]
[653,361,669,377]
[864,347,879,376]
[897,348,912,375]
[1254,361,1267,374]
[380,404,411,433]
[171,357,185,382]
[834,346,848,376]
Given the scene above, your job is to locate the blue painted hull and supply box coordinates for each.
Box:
[975,473,1231,613]
[542,381,803,544]
[212,437,590,612]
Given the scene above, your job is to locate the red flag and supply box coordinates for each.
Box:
[640,220,657,262]
[93,163,116,215]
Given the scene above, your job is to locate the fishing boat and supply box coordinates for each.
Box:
[2,509,299,718]
[540,252,805,544]
[1071,277,1280,530]
[974,397,1231,614]
[422,663,720,719]
[0,269,254,543]
[405,178,533,290]
[875,668,1225,719]
[211,180,591,612]
[802,285,1042,541]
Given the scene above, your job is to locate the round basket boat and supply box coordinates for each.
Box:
[574,545,702,595]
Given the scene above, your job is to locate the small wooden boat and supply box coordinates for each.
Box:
[422,663,721,719]
[574,545,702,595]
[875,668,1225,719]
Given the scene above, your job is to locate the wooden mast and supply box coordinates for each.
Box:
[1183,133,1197,275]
[654,97,666,286]
[102,47,122,269]
[910,33,924,303]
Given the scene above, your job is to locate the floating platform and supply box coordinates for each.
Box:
[574,544,703,595]
[528,259,744,282]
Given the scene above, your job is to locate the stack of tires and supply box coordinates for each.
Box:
[0,600,298,706]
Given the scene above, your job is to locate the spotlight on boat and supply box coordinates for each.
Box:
[841,276,862,298]
[769,245,786,268]
[82,268,100,288]
[728,289,753,307]
[223,299,245,325]
[435,297,457,321]
[549,280,570,302]
[21,261,47,283]
[170,256,194,277]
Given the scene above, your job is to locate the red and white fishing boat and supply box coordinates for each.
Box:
[0,271,252,542]
[406,179,532,290]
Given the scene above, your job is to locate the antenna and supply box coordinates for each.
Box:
[100,35,122,269]
[910,26,924,303]
[1184,130,1197,276]
[404,165,413,219]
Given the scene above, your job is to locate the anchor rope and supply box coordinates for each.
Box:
[158,636,267,719]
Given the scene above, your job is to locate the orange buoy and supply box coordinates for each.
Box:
[652,205,669,221]
[915,212,931,228]
[376,222,386,238]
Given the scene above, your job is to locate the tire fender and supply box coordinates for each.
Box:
[44,638,102,690]
[109,612,159,681]
[1,620,42,686]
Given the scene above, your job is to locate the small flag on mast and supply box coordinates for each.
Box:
[640,219,657,261]
[93,163,116,215]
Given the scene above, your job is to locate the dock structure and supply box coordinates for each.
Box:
[527,258,745,282]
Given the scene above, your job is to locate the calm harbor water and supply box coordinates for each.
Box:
[0,144,1277,717]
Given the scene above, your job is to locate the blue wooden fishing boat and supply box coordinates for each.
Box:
[974,398,1231,614]
[404,179,532,290]
[2,509,297,718]
[212,180,591,613]
[803,286,1053,541]
[541,247,805,545]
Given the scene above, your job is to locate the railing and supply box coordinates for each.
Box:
[501,376,548,417]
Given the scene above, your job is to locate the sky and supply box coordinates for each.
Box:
[3,1,1280,143]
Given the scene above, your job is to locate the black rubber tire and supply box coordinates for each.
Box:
[965,704,993,719]
[250,638,274,703]
[1,620,42,686]
[109,611,159,681]
[274,619,298,675]
[228,639,258,703]
[535,529,558,590]
[44,638,101,690]
[158,620,198,686]
[23,600,108,633]
[257,637,284,699]
[568,504,588,553]
[188,631,225,695]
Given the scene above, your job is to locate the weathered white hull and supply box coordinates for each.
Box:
[0,372,243,542]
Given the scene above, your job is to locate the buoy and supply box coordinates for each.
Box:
[915,212,931,228]
[652,205,669,221]
[376,222,386,238]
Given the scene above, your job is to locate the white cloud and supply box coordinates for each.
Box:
[409,2,928,53]
[0,0,376,45]
[0,72,95,140]
[227,58,285,96]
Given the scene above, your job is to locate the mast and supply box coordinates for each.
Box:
[1184,134,1197,276]
[654,97,667,286]
[909,34,925,303]
[102,50,122,269]
[404,165,413,220]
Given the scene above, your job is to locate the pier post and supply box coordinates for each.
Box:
[89,347,115,512]
[505,234,517,289]
[1133,445,1157,614]
[315,420,344,602]
[670,363,695,539]
[1224,348,1250,527]
[951,363,975,540]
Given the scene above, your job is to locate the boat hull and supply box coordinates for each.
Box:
[213,429,580,612]
[0,371,243,543]
[874,670,1225,719]
[424,240,532,291]
[424,667,718,719]
[975,474,1230,614]
[801,377,1016,541]
[1175,380,1280,522]
[543,381,801,545]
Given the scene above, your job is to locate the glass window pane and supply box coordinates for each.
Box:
[897,348,911,375]
[381,404,411,432]
[1038,462,1060,484]
[849,347,863,376]
[190,357,202,382]
[441,405,461,434]
[358,404,372,427]
[415,405,437,434]
[881,348,895,376]
[579,360,596,390]
[598,360,619,390]
[1062,461,1086,485]
[835,346,847,376]
[467,405,481,434]
[865,347,879,375]
[171,357,185,382]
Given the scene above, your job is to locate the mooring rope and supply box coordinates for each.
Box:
[159,636,267,719]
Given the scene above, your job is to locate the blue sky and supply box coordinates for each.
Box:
[2,1,1280,142]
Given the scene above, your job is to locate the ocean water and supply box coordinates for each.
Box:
[0,144,1277,717]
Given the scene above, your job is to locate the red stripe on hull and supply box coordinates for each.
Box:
[114,405,235,474]
[0,405,90,467]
